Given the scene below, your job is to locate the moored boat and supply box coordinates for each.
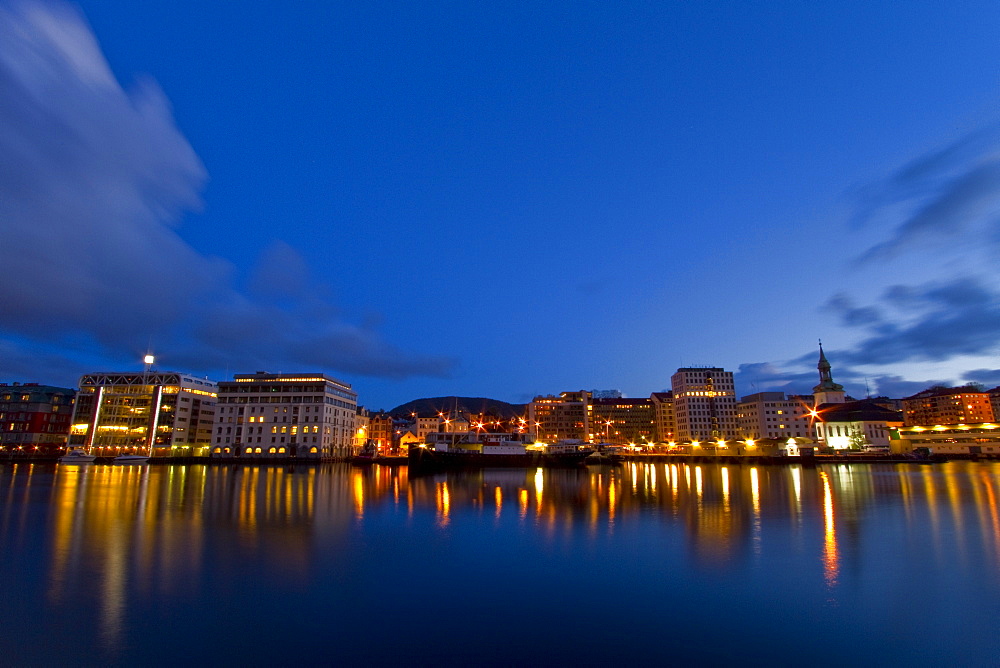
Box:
[59,448,97,464]
[113,454,150,464]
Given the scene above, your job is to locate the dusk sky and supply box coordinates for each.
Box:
[2,0,1000,409]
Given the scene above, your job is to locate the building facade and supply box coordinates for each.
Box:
[737,392,814,439]
[0,382,75,455]
[70,371,217,457]
[814,399,904,450]
[901,387,995,426]
[650,391,676,442]
[809,346,903,449]
[212,372,357,459]
[529,391,591,442]
[589,397,655,445]
[671,368,738,442]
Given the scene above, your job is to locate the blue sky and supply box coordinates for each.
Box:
[2,0,1000,409]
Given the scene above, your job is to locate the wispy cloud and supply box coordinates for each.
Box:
[852,125,1000,263]
[825,277,1000,366]
[0,0,455,382]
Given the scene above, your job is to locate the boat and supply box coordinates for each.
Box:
[113,454,150,464]
[59,448,97,464]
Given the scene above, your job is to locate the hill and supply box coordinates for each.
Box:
[388,396,526,418]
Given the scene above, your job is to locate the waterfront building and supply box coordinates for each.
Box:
[894,421,1000,456]
[70,371,217,457]
[589,397,655,445]
[671,368,739,442]
[529,391,591,442]
[649,391,675,442]
[415,415,441,442]
[813,399,903,449]
[211,372,357,459]
[0,382,76,455]
[355,407,371,450]
[366,410,396,454]
[809,346,903,449]
[989,387,1000,424]
[901,386,995,426]
[737,392,814,439]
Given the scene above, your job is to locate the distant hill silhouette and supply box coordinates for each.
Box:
[389,396,526,418]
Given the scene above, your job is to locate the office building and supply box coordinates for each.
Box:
[671,368,738,442]
[529,391,591,442]
[212,372,357,459]
[70,371,217,457]
[590,397,655,445]
[737,392,814,439]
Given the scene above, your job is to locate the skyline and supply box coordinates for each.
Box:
[2,0,1000,409]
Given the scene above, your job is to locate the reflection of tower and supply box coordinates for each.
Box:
[812,342,846,406]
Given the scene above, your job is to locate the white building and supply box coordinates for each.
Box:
[737,392,814,439]
[671,368,739,442]
[211,372,357,459]
[810,345,902,450]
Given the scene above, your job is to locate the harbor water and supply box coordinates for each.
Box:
[1,460,999,665]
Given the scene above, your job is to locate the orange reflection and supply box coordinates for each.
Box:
[820,470,839,589]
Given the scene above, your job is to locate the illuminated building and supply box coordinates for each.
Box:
[894,422,1000,455]
[901,386,995,426]
[590,397,655,445]
[0,382,75,455]
[211,372,357,459]
[671,368,738,442]
[650,391,675,442]
[737,392,814,439]
[69,371,217,457]
[809,347,902,449]
[415,415,443,442]
[812,399,903,450]
[529,391,591,442]
[365,410,396,454]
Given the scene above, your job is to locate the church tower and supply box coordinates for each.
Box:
[812,342,846,406]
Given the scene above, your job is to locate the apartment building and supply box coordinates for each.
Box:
[0,382,75,455]
[902,386,995,426]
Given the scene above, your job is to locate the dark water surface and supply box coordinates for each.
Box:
[2,460,999,666]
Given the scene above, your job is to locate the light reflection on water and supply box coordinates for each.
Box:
[2,461,1000,665]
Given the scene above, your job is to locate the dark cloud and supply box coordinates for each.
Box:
[830,278,1000,366]
[962,368,1000,388]
[0,1,455,382]
[851,125,1000,263]
[869,375,952,399]
[824,294,885,328]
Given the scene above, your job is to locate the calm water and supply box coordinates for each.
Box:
[2,460,999,666]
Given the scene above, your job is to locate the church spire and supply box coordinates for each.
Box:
[812,340,845,405]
